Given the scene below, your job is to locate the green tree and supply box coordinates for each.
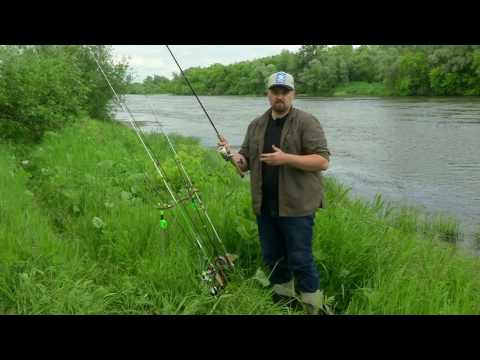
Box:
[385,52,431,96]
[350,45,377,82]
[467,49,480,95]
[428,46,478,95]
[298,45,327,68]
[119,45,480,97]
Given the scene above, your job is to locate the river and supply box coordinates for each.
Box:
[114,95,480,252]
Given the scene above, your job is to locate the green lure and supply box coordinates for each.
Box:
[160,211,168,229]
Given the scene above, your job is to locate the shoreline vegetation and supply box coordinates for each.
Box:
[126,81,391,98]
[124,45,480,97]
[2,45,480,314]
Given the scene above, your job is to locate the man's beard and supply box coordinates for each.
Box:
[273,102,287,112]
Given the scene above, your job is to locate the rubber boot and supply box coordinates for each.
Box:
[300,290,323,315]
[272,280,296,298]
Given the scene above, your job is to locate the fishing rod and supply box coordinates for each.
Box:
[146,99,231,260]
[88,47,207,255]
[87,46,235,295]
[165,45,245,178]
[145,100,237,290]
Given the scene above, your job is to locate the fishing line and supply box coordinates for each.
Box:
[165,45,244,179]
[146,99,229,256]
[165,45,222,139]
[87,46,213,264]
[87,46,236,296]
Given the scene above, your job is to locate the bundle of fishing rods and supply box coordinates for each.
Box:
[86,45,238,296]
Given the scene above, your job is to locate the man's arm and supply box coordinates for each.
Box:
[260,145,329,172]
[299,115,331,171]
[260,115,330,172]
[236,122,254,172]
[218,123,252,173]
[285,153,329,172]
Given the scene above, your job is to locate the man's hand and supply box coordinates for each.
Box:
[260,145,290,166]
[261,145,329,171]
[233,153,247,170]
[218,136,247,171]
[218,136,231,153]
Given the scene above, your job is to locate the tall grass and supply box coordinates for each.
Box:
[1,118,480,314]
[315,182,480,314]
[0,119,288,314]
[0,144,111,314]
[474,227,480,250]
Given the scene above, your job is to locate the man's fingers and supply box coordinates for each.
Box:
[218,142,230,150]
[218,136,229,147]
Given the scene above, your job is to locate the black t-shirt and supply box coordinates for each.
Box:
[261,112,288,216]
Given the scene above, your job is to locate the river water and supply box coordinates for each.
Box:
[114,95,480,251]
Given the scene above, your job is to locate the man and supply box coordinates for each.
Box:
[219,72,331,315]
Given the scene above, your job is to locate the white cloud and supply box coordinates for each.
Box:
[112,45,304,81]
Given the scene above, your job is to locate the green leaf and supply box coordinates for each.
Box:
[252,268,270,288]
[92,217,105,229]
[120,191,132,201]
[24,190,34,197]
[96,160,114,169]
[127,173,146,182]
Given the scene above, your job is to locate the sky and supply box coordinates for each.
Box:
[112,45,303,82]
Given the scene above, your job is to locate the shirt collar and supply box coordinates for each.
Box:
[270,106,293,122]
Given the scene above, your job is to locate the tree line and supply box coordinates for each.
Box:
[125,45,480,97]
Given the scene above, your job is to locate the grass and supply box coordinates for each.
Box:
[475,227,480,249]
[0,120,289,315]
[1,118,480,314]
[333,82,388,97]
[314,186,480,314]
[0,143,109,314]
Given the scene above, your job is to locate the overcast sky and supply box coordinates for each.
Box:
[112,45,303,81]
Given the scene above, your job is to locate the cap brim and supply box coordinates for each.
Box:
[268,84,294,91]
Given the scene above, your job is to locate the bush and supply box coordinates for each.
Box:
[0,48,88,141]
[0,45,128,142]
[64,46,129,119]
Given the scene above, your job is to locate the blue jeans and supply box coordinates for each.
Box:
[256,213,320,293]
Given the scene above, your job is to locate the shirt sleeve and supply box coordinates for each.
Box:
[301,116,331,161]
[238,122,253,170]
